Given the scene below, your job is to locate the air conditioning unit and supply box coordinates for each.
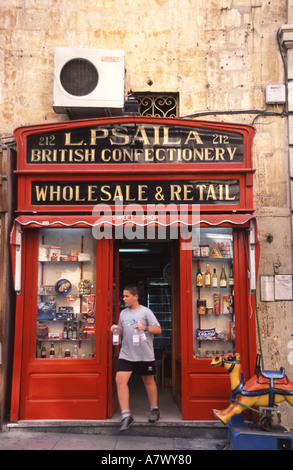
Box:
[53,47,126,117]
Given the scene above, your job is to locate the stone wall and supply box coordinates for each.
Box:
[0,1,287,128]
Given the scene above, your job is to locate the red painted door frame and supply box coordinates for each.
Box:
[179,225,257,420]
[107,238,120,418]
[11,230,110,420]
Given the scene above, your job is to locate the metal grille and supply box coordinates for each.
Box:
[60,58,99,96]
[135,93,179,117]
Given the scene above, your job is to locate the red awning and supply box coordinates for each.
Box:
[13,213,255,228]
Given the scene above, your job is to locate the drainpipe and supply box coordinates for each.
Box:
[280,7,293,249]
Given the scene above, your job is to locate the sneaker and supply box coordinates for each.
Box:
[149,408,160,423]
[119,415,134,432]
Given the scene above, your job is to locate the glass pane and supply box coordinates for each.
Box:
[36,228,96,359]
[192,228,235,359]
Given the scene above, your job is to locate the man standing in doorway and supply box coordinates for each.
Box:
[111,284,162,431]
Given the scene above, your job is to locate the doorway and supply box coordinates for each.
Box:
[111,240,181,421]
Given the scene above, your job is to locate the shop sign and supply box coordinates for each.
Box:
[31,179,239,206]
[26,123,244,165]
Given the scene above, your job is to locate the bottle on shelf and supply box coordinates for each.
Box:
[57,344,63,358]
[133,327,140,347]
[62,323,68,340]
[67,324,73,340]
[212,268,218,288]
[49,342,55,358]
[41,346,46,358]
[214,293,221,314]
[220,263,227,288]
[229,264,234,288]
[112,326,120,346]
[72,345,78,358]
[65,349,71,358]
[72,323,78,340]
[204,264,211,288]
[196,261,203,288]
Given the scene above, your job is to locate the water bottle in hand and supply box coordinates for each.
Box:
[112,326,120,346]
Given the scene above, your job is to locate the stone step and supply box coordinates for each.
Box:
[6,419,228,439]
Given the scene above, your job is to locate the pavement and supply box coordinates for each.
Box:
[0,428,227,451]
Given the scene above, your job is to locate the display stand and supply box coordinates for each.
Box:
[228,421,293,450]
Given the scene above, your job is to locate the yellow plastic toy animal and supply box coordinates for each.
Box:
[211,353,293,425]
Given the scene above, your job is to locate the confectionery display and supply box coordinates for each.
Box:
[36,229,96,359]
[192,228,235,359]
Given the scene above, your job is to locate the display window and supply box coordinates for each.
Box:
[192,228,235,359]
[36,228,96,359]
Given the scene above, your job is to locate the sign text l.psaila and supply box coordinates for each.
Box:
[26,123,244,165]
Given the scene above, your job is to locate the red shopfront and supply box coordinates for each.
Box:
[10,117,259,421]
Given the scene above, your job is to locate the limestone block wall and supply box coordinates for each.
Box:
[0,1,286,129]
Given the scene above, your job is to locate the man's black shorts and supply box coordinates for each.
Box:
[117,358,156,376]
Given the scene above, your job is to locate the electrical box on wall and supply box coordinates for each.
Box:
[265,84,286,105]
[53,47,126,117]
